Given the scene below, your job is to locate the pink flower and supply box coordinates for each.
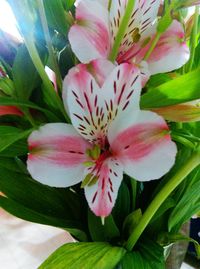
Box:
[0,106,23,116]
[27,60,177,218]
[69,0,189,80]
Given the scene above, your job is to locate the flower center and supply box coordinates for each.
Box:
[81,144,111,188]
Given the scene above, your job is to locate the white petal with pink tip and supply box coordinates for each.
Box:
[108,110,177,181]
[63,61,142,146]
[101,63,142,115]
[147,20,190,75]
[27,123,90,187]
[63,63,108,145]
[69,0,110,63]
[84,158,123,217]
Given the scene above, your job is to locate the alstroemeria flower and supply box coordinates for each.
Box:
[69,0,189,80]
[152,100,200,122]
[27,60,177,218]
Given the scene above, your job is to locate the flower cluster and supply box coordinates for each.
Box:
[27,0,190,219]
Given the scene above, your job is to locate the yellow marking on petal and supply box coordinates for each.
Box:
[92,145,101,159]
[83,161,94,167]
[88,175,98,186]
[81,173,93,188]
[86,145,101,160]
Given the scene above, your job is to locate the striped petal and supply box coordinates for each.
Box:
[108,110,177,181]
[100,63,142,118]
[69,0,111,63]
[63,61,141,145]
[27,123,90,187]
[84,157,123,217]
[110,0,160,56]
[63,62,108,145]
[147,20,190,75]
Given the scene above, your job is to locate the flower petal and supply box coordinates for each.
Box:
[27,123,90,187]
[63,61,141,145]
[0,106,23,116]
[63,63,108,145]
[69,0,110,63]
[87,59,115,87]
[101,63,142,118]
[110,0,160,56]
[147,20,190,75]
[84,158,123,217]
[108,110,177,181]
[139,60,150,87]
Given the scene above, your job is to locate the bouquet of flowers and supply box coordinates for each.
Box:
[0,0,200,268]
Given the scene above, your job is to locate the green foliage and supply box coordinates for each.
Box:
[0,161,88,241]
[0,96,61,122]
[88,210,120,242]
[43,0,70,36]
[39,242,126,269]
[0,126,31,153]
[168,167,200,232]
[120,239,165,269]
[141,68,200,108]
[12,45,41,100]
[122,209,142,240]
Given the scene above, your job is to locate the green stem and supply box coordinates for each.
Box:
[187,6,199,72]
[24,38,69,122]
[130,178,137,211]
[37,0,62,93]
[143,32,161,61]
[108,0,135,62]
[125,150,200,251]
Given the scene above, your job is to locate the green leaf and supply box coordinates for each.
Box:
[0,96,61,121]
[39,242,126,269]
[0,196,78,229]
[65,0,75,10]
[0,126,31,153]
[168,168,200,232]
[12,45,40,100]
[146,73,172,89]
[150,197,175,223]
[0,165,81,222]
[0,140,28,157]
[0,157,25,173]
[0,77,15,95]
[88,210,120,242]
[120,239,165,269]
[0,163,88,241]
[112,181,130,228]
[44,0,69,35]
[141,68,200,109]
[123,209,142,239]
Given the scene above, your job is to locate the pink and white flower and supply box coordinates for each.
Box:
[27,60,177,218]
[69,0,190,80]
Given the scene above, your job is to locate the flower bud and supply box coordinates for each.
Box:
[151,100,200,122]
